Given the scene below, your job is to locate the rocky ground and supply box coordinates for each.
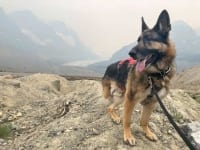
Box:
[0,73,200,150]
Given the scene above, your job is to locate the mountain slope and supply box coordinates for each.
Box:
[0,8,98,72]
[172,66,200,90]
[88,42,135,73]
[0,8,46,70]
[171,21,200,70]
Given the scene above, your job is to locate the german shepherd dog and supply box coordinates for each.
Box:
[102,10,176,146]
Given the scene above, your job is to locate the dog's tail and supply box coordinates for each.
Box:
[102,77,111,99]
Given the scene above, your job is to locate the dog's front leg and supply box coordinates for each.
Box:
[123,93,137,146]
[140,100,158,141]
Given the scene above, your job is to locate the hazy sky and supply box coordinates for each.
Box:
[1,0,200,58]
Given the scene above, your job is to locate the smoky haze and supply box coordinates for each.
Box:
[0,8,101,75]
[1,0,200,58]
[0,1,200,74]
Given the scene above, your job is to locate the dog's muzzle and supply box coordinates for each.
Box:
[129,47,137,59]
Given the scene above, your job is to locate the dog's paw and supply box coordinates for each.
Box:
[112,116,121,124]
[141,125,158,141]
[107,108,121,124]
[146,132,158,141]
[124,134,136,146]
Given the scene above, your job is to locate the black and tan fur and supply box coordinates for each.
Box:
[102,10,176,146]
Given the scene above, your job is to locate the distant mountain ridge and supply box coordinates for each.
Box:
[1,8,200,74]
[0,8,98,71]
[89,21,200,73]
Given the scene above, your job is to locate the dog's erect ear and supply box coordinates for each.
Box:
[141,17,149,32]
[153,10,171,38]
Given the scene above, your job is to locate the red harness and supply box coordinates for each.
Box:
[117,57,137,91]
[119,57,137,66]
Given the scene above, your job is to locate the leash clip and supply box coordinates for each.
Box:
[160,66,171,78]
[165,66,171,74]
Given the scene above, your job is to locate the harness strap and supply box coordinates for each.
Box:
[148,66,171,79]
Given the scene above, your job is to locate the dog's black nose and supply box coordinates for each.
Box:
[129,47,137,59]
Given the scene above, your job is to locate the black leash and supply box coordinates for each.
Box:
[151,80,197,150]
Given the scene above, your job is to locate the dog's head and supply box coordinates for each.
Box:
[129,10,172,72]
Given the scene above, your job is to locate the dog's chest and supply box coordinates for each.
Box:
[133,77,168,103]
[135,86,152,103]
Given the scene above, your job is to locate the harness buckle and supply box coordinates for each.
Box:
[165,67,171,74]
[159,66,171,79]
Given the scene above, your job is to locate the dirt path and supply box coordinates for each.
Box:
[0,73,200,150]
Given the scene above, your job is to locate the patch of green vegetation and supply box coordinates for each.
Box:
[173,111,184,122]
[187,92,200,104]
[0,123,13,139]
